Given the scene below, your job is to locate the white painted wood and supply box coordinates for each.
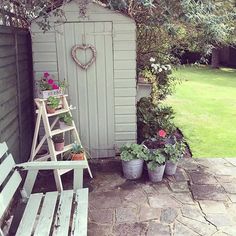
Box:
[16,160,87,170]
[115,115,137,124]
[0,154,15,186]
[115,132,137,140]
[71,189,88,236]
[0,171,22,219]
[34,62,57,72]
[0,142,8,158]
[34,192,58,236]
[73,169,83,189]
[31,33,55,43]
[116,123,136,132]
[15,193,43,236]
[52,190,73,236]
[115,88,137,97]
[33,52,57,62]
[32,43,56,52]
[115,106,136,115]
[21,170,38,198]
[115,97,136,106]
[114,70,136,79]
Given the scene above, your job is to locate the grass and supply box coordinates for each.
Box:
[166,66,236,158]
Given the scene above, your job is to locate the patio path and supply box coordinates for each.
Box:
[86,158,236,236]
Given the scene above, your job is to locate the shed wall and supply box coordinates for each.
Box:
[31,2,137,152]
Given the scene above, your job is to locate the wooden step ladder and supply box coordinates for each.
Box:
[30,95,92,191]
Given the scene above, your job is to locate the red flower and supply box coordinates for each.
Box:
[158,130,167,138]
[52,84,59,89]
[44,72,50,78]
[48,79,54,84]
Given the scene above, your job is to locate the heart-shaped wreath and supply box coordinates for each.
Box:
[71,44,97,70]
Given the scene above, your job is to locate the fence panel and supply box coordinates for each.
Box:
[0,26,34,163]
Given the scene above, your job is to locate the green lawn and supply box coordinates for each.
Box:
[166,66,236,158]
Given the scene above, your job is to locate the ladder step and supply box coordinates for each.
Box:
[47,108,70,117]
[58,169,72,175]
[51,127,75,136]
[55,144,73,156]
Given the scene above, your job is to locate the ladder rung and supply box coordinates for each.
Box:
[51,127,75,136]
[55,144,73,155]
[47,108,70,117]
[58,169,72,175]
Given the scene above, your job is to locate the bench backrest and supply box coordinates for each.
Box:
[0,142,22,219]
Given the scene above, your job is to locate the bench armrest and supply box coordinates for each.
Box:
[16,161,88,199]
[15,161,87,171]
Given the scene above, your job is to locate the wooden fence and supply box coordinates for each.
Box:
[0,26,34,163]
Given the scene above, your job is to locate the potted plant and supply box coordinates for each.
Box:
[46,96,60,114]
[59,113,73,129]
[147,149,166,182]
[163,138,186,175]
[120,144,149,180]
[71,143,85,160]
[52,134,64,151]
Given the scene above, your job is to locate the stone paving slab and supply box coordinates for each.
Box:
[86,158,236,235]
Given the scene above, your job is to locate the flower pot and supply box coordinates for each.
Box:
[148,164,166,182]
[59,121,71,129]
[54,141,64,151]
[46,105,56,114]
[165,160,178,175]
[72,153,84,161]
[38,89,63,99]
[122,159,144,180]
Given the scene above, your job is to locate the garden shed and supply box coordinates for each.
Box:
[31,1,137,158]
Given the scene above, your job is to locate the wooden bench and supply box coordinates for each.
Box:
[0,142,89,236]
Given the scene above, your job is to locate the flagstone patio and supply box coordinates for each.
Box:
[86,158,236,236]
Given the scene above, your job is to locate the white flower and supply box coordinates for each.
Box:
[166,65,171,70]
[158,68,163,73]
[162,65,167,71]
[69,105,76,110]
[150,57,155,62]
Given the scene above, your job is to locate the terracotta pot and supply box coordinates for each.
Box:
[54,141,64,151]
[46,105,56,114]
[71,153,84,161]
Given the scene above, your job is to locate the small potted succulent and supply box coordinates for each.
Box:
[71,143,85,160]
[46,96,60,114]
[147,149,166,182]
[59,113,73,129]
[120,143,149,180]
[52,134,65,151]
[164,138,186,175]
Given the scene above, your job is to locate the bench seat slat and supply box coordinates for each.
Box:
[16,193,43,236]
[0,171,22,219]
[0,142,8,159]
[52,190,74,236]
[71,188,89,236]
[0,154,15,186]
[34,191,58,236]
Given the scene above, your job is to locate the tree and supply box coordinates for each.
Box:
[1,0,235,68]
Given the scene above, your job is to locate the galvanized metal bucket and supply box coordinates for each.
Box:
[148,164,166,182]
[122,159,144,180]
[165,161,177,175]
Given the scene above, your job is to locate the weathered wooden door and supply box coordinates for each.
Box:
[56,22,115,158]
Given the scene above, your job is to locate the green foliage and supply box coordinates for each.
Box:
[147,149,166,170]
[137,97,176,142]
[120,143,149,161]
[47,96,60,109]
[163,138,186,164]
[72,143,84,154]
[59,112,73,126]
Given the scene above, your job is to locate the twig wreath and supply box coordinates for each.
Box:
[71,44,97,70]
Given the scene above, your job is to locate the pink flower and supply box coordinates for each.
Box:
[52,84,59,90]
[158,130,167,138]
[48,79,54,84]
[44,72,50,78]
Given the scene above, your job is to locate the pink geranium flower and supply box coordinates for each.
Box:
[158,130,167,138]
[44,72,50,78]
[48,79,54,84]
[52,84,59,89]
